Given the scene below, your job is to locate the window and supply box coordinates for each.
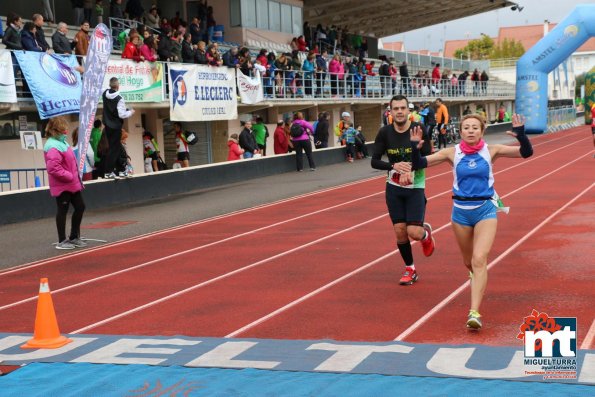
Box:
[281,3,291,34]
[256,0,269,30]
[291,6,302,36]
[268,1,280,32]
[241,0,257,28]
[230,0,241,27]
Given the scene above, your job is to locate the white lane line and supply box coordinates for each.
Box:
[394,180,594,341]
[226,151,593,338]
[580,319,595,350]
[1,137,587,314]
[0,129,578,275]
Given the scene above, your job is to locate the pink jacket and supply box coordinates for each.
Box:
[291,119,314,141]
[44,137,83,197]
[140,44,157,62]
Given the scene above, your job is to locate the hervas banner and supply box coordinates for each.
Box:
[14,52,82,119]
[169,64,237,121]
[236,69,263,104]
[77,23,112,179]
[0,51,17,103]
[103,59,164,102]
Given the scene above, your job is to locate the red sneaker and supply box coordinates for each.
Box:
[421,222,435,257]
[399,266,418,285]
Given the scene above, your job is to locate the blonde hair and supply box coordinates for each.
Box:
[45,116,70,138]
[460,114,486,132]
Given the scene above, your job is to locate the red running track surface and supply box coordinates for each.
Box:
[0,127,593,349]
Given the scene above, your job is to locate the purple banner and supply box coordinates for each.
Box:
[77,23,112,180]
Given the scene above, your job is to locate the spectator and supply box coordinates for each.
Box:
[256,49,268,68]
[355,125,369,158]
[206,6,216,42]
[238,120,259,159]
[157,28,176,62]
[432,63,441,86]
[252,117,269,156]
[463,105,472,115]
[43,116,86,250]
[160,17,172,33]
[3,14,23,50]
[74,21,91,59]
[420,102,436,141]
[93,129,109,178]
[171,11,182,31]
[273,120,288,154]
[83,0,94,25]
[399,61,409,95]
[52,22,74,54]
[102,77,135,178]
[140,35,158,62]
[110,0,124,21]
[174,122,190,168]
[328,53,342,96]
[435,98,449,150]
[189,17,201,45]
[21,22,43,52]
[227,133,244,161]
[171,31,183,62]
[290,37,298,52]
[89,119,103,169]
[194,40,207,64]
[315,50,328,97]
[181,34,196,63]
[302,53,315,97]
[42,0,55,24]
[222,46,239,68]
[471,68,480,96]
[72,0,85,26]
[379,58,391,97]
[284,117,294,153]
[125,0,144,21]
[334,111,351,143]
[291,112,316,171]
[481,70,489,94]
[206,43,222,66]
[340,120,357,162]
[458,70,469,96]
[71,127,95,181]
[117,129,133,176]
[142,130,159,172]
[314,112,329,149]
[122,33,143,61]
[145,6,160,30]
[32,14,50,52]
[95,0,104,25]
[297,35,307,52]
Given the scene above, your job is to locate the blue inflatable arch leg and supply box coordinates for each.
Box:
[515,4,595,133]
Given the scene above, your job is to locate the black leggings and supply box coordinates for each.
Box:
[55,191,86,242]
[293,139,316,171]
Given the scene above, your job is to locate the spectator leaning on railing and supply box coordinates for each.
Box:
[32,14,50,52]
[52,22,74,54]
[3,14,23,51]
[21,22,44,52]
[181,34,196,63]
[122,33,144,61]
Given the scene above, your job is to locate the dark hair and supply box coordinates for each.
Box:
[93,119,102,128]
[23,21,36,32]
[389,95,409,109]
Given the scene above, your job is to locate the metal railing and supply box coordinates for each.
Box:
[0,168,48,192]
[547,106,578,132]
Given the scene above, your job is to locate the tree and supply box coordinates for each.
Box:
[453,34,494,60]
[490,38,525,59]
[575,72,586,98]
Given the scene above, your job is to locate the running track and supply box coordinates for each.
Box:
[0,126,593,350]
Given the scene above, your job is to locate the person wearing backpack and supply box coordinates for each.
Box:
[290,112,316,172]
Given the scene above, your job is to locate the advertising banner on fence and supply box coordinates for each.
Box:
[14,52,82,119]
[169,64,237,121]
[103,60,164,102]
[77,23,112,179]
[0,51,17,103]
[236,69,263,105]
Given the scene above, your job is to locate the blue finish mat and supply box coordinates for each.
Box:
[0,362,592,397]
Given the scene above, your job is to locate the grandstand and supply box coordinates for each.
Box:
[1,1,519,186]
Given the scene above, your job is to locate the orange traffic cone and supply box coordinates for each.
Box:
[21,278,72,349]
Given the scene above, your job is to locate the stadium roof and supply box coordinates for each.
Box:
[304,0,517,38]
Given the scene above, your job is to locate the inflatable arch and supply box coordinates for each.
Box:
[515,4,595,133]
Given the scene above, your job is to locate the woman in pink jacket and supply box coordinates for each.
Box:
[290,112,316,172]
[328,54,342,97]
[43,116,86,250]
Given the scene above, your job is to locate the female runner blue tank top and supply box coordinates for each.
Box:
[452,144,494,208]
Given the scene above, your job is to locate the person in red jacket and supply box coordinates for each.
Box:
[122,34,144,62]
[273,120,288,154]
[227,133,244,161]
[432,63,441,85]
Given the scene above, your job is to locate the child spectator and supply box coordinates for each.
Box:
[355,125,370,158]
[117,129,133,177]
[71,127,95,181]
[227,133,244,161]
[340,120,357,162]
[174,122,190,167]
[143,130,160,171]
[43,116,86,250]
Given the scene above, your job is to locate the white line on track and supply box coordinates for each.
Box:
[2,138,585,312]
[580,319,595,350]
[394,180,594,341]
[1,128,580,275]
[71,149,593,335]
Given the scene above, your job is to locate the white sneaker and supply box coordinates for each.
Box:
[104,172,118,179]
[56,240,76,250]
[69,238,87,247]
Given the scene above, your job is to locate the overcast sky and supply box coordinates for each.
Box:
[383,0,590,52]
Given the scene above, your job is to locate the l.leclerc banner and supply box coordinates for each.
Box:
[14,52,82,118]
[102,60,164,102]
[0,51,17,103]
[169,64,237,122]
[236,69,263,105]
[77,23,112,180]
